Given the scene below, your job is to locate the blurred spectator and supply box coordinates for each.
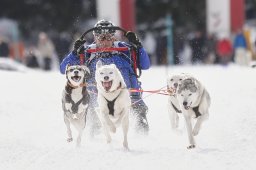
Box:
[143,32,157,65]
[24,46,40,68]
[216,37,233,65]
[189,30,205,64]
[0,36,10,57]
[178,41,192,65]
[233,30,250,66]
[204,34,217,64]
[37,32,55,70]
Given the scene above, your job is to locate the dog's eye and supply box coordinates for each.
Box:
[170,79,173,81]
[181,94,184,96]
[100,72,104,75]
[77,68,82,71]
[179,79,182,81]
[189,93,192,96]
[70,69,74,72]
[109,71,113,74]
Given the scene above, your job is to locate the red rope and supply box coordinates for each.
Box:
[87,47,129,53]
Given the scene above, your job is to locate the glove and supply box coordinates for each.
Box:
[125,31,142,47]
[73,39,86,55]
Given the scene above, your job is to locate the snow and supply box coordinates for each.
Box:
[0,64,256,170]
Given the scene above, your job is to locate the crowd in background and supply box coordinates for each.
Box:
[1,26,256,71]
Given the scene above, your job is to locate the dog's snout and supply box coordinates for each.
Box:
[183,101,188,106]
[74,70,79,74]
[104,76,109,80]
[174,83,178,88]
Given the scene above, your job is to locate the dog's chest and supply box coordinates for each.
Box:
[64,88,88,114]
[70,88,83,103]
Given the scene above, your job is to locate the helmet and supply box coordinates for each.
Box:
[93,19,116,36]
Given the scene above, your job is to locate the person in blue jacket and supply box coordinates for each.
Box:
[60,20,151,134]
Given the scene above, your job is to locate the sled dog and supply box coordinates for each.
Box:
[95,61,131,149]
[176,76,211,149]
[62,65,90,147]
[167,73,186,130]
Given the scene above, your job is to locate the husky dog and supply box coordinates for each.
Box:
[167,74,185,130]
[95,61,131,149]
[62,65,90,147]
[177,76,211,149]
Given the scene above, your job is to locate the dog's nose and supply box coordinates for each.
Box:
[104,76,109,80]
[183,101,188,106]
[174,83,178,88]
[74,70,79,74]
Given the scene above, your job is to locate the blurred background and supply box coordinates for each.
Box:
[0,0,256,71]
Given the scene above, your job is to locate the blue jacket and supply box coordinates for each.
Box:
[60,41,150,91]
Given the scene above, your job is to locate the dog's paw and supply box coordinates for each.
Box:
[67,138,73,142]
[187,144,196,149]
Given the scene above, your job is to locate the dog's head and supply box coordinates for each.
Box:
[177,78,200,110]
[65,65,90,87]
[95,61,126,92]
[167,74,185,94]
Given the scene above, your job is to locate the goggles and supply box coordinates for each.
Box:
[95,33,113,41]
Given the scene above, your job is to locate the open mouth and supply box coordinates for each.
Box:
[71,75,81,82]
[184,105,190,110]
[102,80,113,91]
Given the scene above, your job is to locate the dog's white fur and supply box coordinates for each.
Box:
[167,73,211,149]
[95,61,131,149]
[62,65,90,147]
[167,73,185,130]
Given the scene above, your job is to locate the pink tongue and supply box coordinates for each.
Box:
[103,82,111,90]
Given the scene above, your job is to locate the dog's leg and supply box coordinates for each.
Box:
[183,112,195,149]
[104,114,116,133]
[168,104,177,129]
[175,114,179,128]
[75,119,86,147]
[193,112,209,136]
[64,116,73,142]
[121,113,129,150]
[102,122,112,143]
[193,90,210,136]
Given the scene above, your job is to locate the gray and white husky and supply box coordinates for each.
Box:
[176,76,211,149]
[62,65,90,147]
[95,61,131,150]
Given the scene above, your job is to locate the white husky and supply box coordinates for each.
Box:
[176,76,211,149]
[95,61,131,149]
[62,65,90,147]
[167,73,186,130]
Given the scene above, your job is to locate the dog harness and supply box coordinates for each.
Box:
[192,106,202,118]
[171,102,182,113]
[103,82,122,116]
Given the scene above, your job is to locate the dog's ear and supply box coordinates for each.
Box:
[110,64,117,68]
[96,60,103,69]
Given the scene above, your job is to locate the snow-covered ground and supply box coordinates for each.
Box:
[0,64,256,170]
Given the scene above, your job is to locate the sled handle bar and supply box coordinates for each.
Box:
[79,26,127,40]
